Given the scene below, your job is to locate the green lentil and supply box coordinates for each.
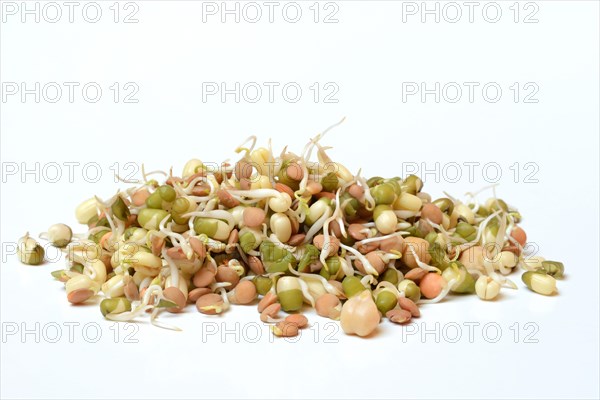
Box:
[145,191,163,209]
[376,291,398,314]
[321,172,339,192]
[158,185,177,202]
[100,297,131,317]
[111,196,130,221]
[540,261,564,279]
[253,276,273,296]
[380,268,399,285]
[342,276,367,298]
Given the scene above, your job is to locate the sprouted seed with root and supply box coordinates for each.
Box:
[19,122,565,337]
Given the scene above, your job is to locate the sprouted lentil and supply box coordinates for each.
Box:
[19,127,565,337]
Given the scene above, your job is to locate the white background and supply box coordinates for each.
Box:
[1,1,599,399]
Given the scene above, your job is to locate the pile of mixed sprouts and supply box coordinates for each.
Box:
[18,122,565,337]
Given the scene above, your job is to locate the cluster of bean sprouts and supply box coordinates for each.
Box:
[20,121,564,337]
